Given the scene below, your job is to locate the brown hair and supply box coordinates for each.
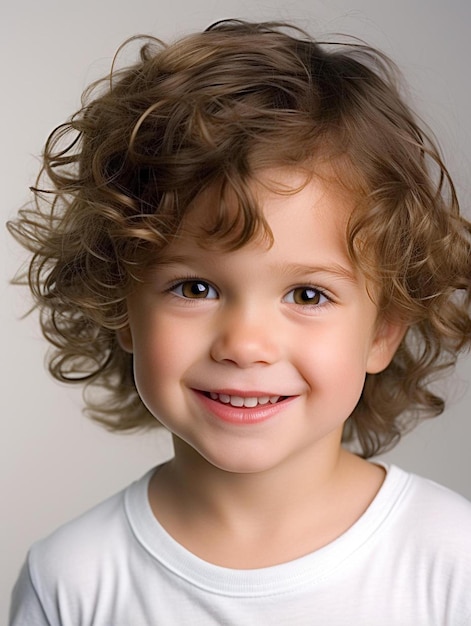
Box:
[8,19,471,458]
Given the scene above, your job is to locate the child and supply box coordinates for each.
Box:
[8,19,471,625]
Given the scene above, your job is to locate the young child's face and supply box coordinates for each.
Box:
[119,167,402,474]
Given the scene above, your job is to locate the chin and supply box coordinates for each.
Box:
[193,443,291,475]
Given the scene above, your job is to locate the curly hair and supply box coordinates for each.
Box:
[8,19,471,458]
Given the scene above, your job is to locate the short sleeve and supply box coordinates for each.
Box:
[9,557,52,626]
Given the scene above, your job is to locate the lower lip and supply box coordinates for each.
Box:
[193,391,296,425]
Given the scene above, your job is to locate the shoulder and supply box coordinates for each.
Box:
[355,463,471,559]
[30,484,127,568]
[25,469,154,602]
[383,466,471,571]
[397,467,471,526]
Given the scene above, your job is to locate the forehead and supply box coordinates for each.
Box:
[152,167,360,286]
[178,165,355,250]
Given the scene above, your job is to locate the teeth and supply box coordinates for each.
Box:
[243,397,258,408]
[208,393,281,407]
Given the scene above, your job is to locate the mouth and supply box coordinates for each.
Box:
[203,392,288,408]
[205,391,287,409]
[193,389,295,425]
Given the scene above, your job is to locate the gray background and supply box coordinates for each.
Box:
[2,0,470,620]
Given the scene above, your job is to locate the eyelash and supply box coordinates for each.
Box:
[166,277,333,308]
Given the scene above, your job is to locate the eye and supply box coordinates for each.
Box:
[170,280,218,299]
[284,287,328,306]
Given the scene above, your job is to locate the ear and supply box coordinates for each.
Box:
[116,325,134,354]
[366,318,407,374]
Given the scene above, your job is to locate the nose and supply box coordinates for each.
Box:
[210,305,281,368]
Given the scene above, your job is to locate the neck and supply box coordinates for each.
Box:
[167,434,344,518]
[147,436,384,568]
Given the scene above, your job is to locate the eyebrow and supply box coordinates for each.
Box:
[152,255,357,283]
[151,254,196,267]
[275,262,358,285]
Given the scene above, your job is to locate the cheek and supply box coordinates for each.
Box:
[130,316,199,407]
[299,323,373,394]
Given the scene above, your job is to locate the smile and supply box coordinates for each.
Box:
[208,393,282,408]
[194,390,296,425]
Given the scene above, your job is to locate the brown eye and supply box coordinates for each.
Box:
[173,280,217,299]
[286,287,326,305]
[292,287,320,304]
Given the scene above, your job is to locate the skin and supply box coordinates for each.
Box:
[118,167,405,568]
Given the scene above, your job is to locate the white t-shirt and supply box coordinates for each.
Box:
[9,464,471,625]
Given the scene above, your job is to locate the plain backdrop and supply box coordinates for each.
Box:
[2,0,470,620]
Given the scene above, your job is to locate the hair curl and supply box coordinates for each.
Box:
[8,19,471,458]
